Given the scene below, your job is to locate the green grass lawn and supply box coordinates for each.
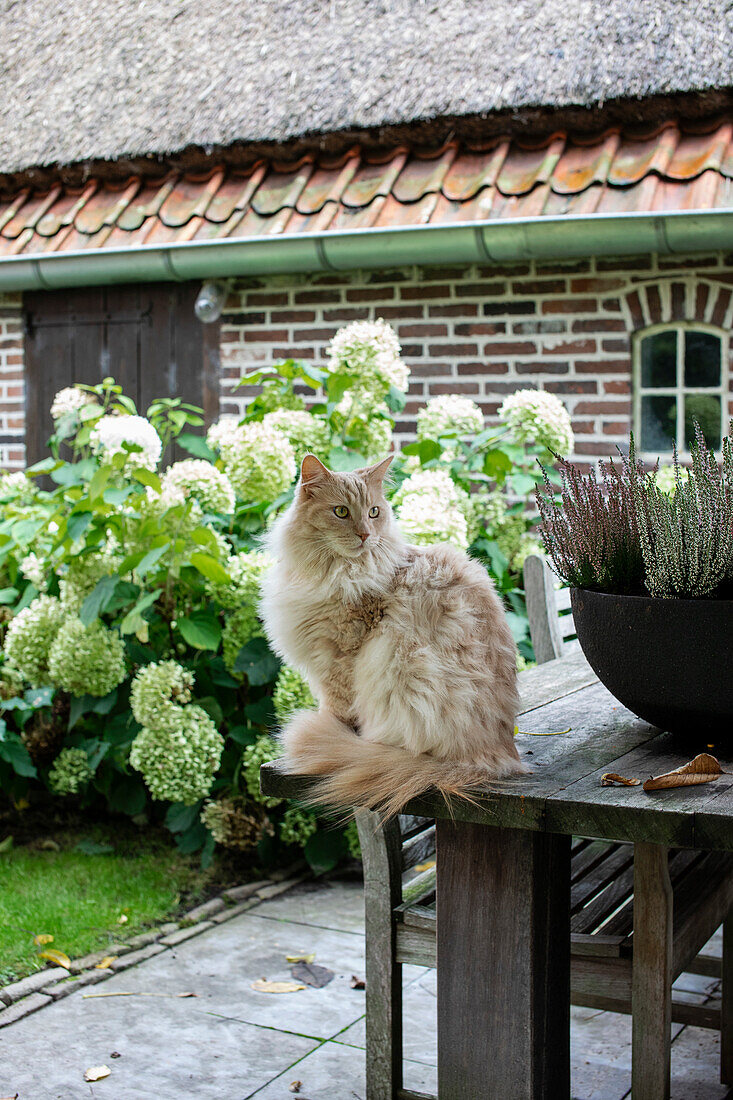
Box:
[0,822,208,986]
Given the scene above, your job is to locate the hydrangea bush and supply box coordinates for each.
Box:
[0,324,572,870]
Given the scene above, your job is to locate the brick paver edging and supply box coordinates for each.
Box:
[0,873,309,1028]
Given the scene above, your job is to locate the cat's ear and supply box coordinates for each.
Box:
[362,454,394,485]
[299,453,332,496]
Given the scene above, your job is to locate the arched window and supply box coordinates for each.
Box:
[632,323,727,454]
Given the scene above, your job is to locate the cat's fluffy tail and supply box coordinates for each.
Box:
[277,710,526,820]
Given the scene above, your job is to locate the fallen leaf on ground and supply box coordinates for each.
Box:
[251,979,306,994]
[415,860,436,873]
[643,753,722,792]
[110,1052,121,1059]
[601,773,641,787]
[94,956,117,969]
[84,1066,110,1082]
[39,839,60,851]
[39,948,71,968]
[285,953,315,964]
[290,963,334,988]
[0,1094,19,1099]
[33,933,54,946]
[82,991,198,999]
[289,1083,302,1094]
[350,975,365,990]
[515,726,572,736]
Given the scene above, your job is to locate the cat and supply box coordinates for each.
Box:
[259,453,525,818]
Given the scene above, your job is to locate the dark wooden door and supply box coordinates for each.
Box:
[23,283,220,464]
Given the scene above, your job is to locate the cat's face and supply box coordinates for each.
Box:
[296,454,394,558]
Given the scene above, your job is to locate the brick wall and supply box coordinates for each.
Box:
[0,292,24,469]
[3,252,733,471]
[220,252,733,468]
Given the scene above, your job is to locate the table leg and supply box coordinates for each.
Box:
[436,821,571,1100]
[631,842,673,1100]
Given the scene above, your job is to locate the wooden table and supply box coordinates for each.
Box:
[261,651,733,1099]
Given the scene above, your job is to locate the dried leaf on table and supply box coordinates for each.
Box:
[94,956,117,969]
[39,948,71,968]
[643,753,722,792]
[290,962,334,988]
[84,1066,111,1082]
[285,953,315,964]
[289,1083,302,1094]
[350,974,366,990]
[415,860,436,872]
[33,933,54,946]
[601,773,641,787]
[251,979,306,994]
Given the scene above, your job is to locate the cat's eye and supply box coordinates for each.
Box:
[333,505,350,518]
[368,506,380,518]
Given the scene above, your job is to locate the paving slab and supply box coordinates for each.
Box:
[253,877,365,934]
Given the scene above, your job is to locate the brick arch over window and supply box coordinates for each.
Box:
[621,279,733,332]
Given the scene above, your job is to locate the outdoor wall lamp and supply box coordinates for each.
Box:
[194,279,232,323]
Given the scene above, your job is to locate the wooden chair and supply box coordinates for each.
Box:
[355,554,733,1100]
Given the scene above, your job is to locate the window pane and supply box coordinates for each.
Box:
[684,331,721,387]
[684,394,722,449]
[640,395,677,452]
[640,331,677,387]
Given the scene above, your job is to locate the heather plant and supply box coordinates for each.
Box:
[0,323,572,868]
[538,421,733,600]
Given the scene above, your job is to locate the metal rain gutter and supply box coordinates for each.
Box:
[0,209,732,292]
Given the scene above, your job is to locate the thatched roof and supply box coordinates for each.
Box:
[2,0,732,180]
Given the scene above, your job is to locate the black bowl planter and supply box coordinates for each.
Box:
[569,589,733,735]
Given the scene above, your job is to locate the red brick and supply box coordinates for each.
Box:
[511,279,567,294]
[400,285,451,300]
[454,323,506,335]
[513,320,566,334]
[535,259,591,274]
[429,382,480,394]
[575,359,629,373]
[542,339,597,355]
[572,420,596,433]
[310,273,348,286]
[397,324,448,338]
[570,277,626,293]
[484,340,537,355]
[602,421,629,434]
[573,441,613,455]
[483,300,535,316]
[270,310,316,323]
[294,290,343,304]
[646,285,663,324]
[401,344,424,357]
[243,328,289,342]
[271,347,315,359]
[346,287,396,302]
[224,311,266,324]
[457,361,509,375]
[575,400,631,415]
[366,269,411,283]
[541,298,598,314]
[419,266,473,281]
[409,363,453,377]
[545,380,598,394]
[378,306,424,319]
[322,308,369,322]
[659,255,720,270]
[601,298,622,312]
[572,318,626,333]
[602,338,629,353]
[246,292,289,307]
[293,327,337,340]
[597,257,652,272]
[455,282,506,297]
[394,419,418,433]
[604,380,631,394]
[516,361,568,374]
[428,343,479,356]
[429,304,479,318]
[477,264,530,277]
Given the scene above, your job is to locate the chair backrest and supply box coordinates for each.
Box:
[524,553,577,664]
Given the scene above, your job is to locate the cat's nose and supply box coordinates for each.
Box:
[356,531,370,543]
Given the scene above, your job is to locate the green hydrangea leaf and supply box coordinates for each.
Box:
[165,802,201,834]
[189,553,231,585]
[233,638,280,685]
[0,587,19,605]
[0,737,37,778]
[131,468,162,493]
[178,613,222,652]
[80,575,120,626]
[120,588,162,635]
[304,829,348,875]
[66,511,94,542]
[400,440,443,462]
[177,433,217,462]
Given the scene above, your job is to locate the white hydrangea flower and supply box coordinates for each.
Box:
[209,549,273,610]
[48,618,127,697]
[0,470,32,498]
[328,320,409,404]
[654,464,689,496]
[4,596,66,686]
[416,395,484,441]
[50,386,97,421]
[215,421,296,501]
[335,397,393,461]
[161,459,236,514]
[262,409,330,464]
[59,545,122,612]
[498,390,573,456]
[48,747,92,796]
[130,660,195,727]
[129,704,224,805]
[206,416,242,452]
[90,414,162,470]
[393,469,474,550]
[19,553,47,591]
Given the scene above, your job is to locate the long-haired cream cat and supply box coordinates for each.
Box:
[260,454,524,817]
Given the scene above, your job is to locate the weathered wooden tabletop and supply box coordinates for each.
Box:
[260,648,733,850]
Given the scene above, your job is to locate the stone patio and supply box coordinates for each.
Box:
[0,876,728,1099]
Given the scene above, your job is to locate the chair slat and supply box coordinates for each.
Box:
[401,825,436,871]
[571,844,633,915]
[554,587,572,612]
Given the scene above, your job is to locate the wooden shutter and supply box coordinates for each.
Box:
[23,282,220,464]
